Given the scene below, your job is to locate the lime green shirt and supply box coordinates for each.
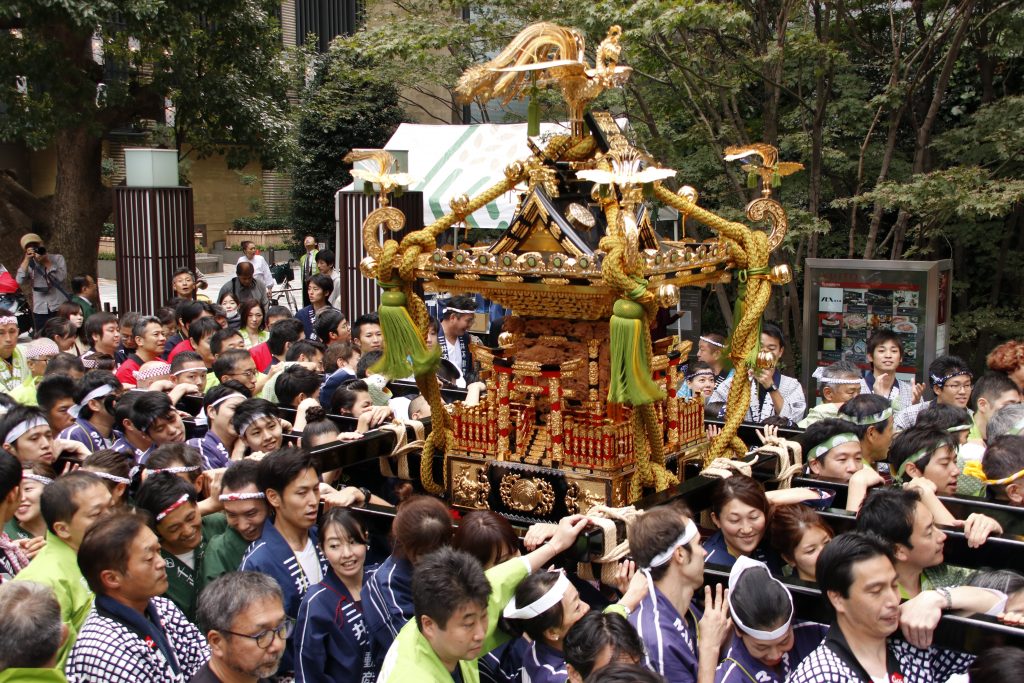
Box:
[14,533,93,668]
[0,668,67,682]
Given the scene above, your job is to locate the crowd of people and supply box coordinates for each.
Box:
[0,231,1022,682]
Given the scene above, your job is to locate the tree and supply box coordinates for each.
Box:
[0,1,294,281]
[289,46,404,248]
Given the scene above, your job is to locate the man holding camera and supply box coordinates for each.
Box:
[15,233,67,334]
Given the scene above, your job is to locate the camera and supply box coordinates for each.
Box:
[35,245,46,255]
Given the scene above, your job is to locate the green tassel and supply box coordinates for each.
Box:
[527,97,540,137]
[747,171,758,189]
[607,299,666,406]
[772,171,781,188]
[371,289,441,379]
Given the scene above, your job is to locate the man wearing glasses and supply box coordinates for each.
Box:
[192,571,290,683]
[893,355,974,431]
[66,511,210,682]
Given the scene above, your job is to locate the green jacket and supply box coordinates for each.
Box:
[377,556,529,683]
[7,375,41,406]
[202,526,251,586]
[13,533,92,669]
[3,519,34,542]
[71,295,95,321]
[0,668,67,682]
[160,513,227,622]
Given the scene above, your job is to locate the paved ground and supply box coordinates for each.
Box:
[96,261,300,314]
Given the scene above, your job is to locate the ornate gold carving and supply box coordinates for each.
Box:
[565,480,605,515]
[499,474,555,516]
[452,463,491,509]
[360,206,405,261]
[745,197,789,252]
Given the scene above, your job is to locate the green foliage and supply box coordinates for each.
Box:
[289,44,404,247]
[231,216,292,231]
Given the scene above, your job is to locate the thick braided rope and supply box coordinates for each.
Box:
[653,184,774,461]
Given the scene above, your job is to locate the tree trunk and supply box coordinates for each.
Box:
[49,126,112,284]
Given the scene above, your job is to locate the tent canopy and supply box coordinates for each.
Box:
[342,121,572,232]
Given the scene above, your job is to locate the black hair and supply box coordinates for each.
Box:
[118,311,142,329]
[888,426,958,482]
[231,398,279,437]
[239,299,266,331]
[865,328,903,358]
[969,647,1024,683]
[129,391,175,433]
[45,353,84,377]
[412,547,491,631]
[761,321,785,349]
[145,443,202,482]
[172,266,194,278]
[37,375,76,413]
[815,531,896,598]
[212,349,253,380]
[355,351,382,379]
[928,354,972,388]
[39,316,73,344]
[203,384,245,414]
[176,300,213,327]
[170,350,205,374]
[300,406,339,449]
[84,312,118,348]
[0,405,49,447]
[135,472,197,531]
[266,305,292,320]
[257,447,317,495]
[914,403,972,433]
[442,295,477,320]
[563,611,645,680]
[314,309,346,344]
[315,249,335,266]
[0,451,21,500]
[798,418,861,463]
[855,487,921,548]
[209,328,243,356]
[276,365,324,407]
[317,507,368,547]
[967,569,1024,595]
[221,458,261,493]
[40,471,104,534]
[156,307,177,329]
[285,339,325,363]
[352,313,380,341]
[501,571,565,641]
[268,318,305,356]
[729,563,792,631]
[77,511,149,594]
[188,316,221,346]
[970,372,1020,411]
[73,371,121,421]
[838,394,892,438]
[584,664,666,683]
[308,273,334,297]
[331,379,369,414]
[82,448,133,493]
[71,274,92,295]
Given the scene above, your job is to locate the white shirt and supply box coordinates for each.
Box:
[174,549,196,570]
[295,538,324,585]
[441,334,465,379]
[237,254,274,290]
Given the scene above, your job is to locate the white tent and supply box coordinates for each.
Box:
[342,121,573,232]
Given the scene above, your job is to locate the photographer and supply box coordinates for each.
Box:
[15,233,67,334]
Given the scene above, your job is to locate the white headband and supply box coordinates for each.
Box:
[148,465,201,475]
[68,384,115,419]
[219,491,266,502]
[0,316,17,326]
[238,412,273,436]
[208,393,244,409]
[502,571,571,619]
[808,433,859,461]
[4,417,48,444]
[172,367,208,377]
[22,472,54,486]
[727,556,793,640]
[89,470,131,485]
[445,307,477,315]
[647,519,699,568]
[811,367,863,385]
[699,336,725,348]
